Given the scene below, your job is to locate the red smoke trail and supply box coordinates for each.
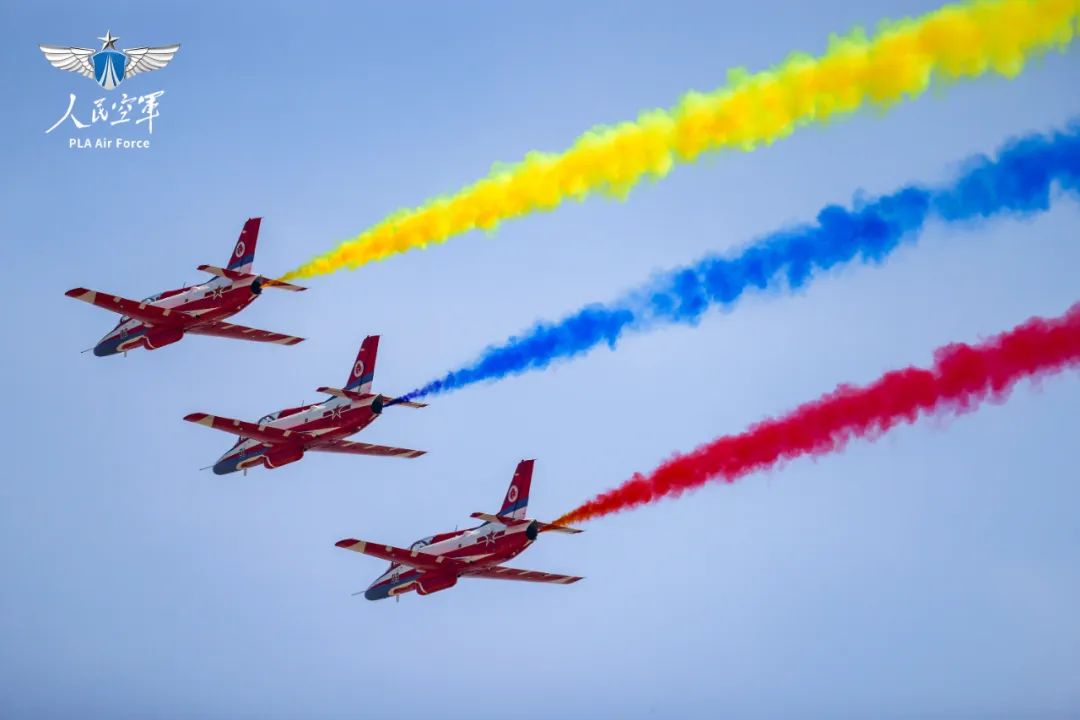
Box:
[557,302,1080,525]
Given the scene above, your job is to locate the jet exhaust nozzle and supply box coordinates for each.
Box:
[371,395,384,415]
[526,521,540,541]
[250,279,263,295]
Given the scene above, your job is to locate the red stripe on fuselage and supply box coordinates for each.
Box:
[174,286,258,323]
[369,532,534,596]
[297,406,379,442]
[101,283,259,343]
[217,404,380,462]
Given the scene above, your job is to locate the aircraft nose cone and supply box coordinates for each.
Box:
[364,585,389,601]
[211,457,241,475]
[93,342,117,357]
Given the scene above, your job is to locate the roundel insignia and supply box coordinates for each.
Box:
[353,360,365,378]
[507,485,519,503]
[234,241,246,258]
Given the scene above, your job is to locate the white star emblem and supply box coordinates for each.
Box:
[211,286,225,300]
[97,30,119,50]
[329,406,344,421]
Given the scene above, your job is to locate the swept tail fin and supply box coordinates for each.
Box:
[227,218,260,273]
[498,459,533,520]
[345,336,379,392]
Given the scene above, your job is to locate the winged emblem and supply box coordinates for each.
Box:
[39,31,179,90]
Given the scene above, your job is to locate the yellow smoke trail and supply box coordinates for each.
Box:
[282,0,1079,280]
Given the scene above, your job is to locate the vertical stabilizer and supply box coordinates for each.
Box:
[498,459,533,520]
[227,218,260,273]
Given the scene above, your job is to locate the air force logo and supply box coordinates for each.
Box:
[39,31,179,90]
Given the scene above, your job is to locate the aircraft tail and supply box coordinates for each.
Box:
[227,217,260,273]
[345,336,379,392]
[498,459,533,520]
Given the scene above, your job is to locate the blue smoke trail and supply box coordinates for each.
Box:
[401,123,1080,401]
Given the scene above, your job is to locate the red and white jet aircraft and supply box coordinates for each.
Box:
[66,217,305,356]
[337,459,583,601]
[184,335,426,474]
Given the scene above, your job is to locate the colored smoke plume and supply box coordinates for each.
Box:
[556,301,1080,524]
[400,123,1080,401]
[283,0,1080,279]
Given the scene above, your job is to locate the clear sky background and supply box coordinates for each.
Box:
[1,1,1078,717]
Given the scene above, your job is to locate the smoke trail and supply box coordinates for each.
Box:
[556,301,1080,524]
[282,0,1080,280]
[398,123,1080,402]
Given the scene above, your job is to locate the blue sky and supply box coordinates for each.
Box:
[1,1,1078,717]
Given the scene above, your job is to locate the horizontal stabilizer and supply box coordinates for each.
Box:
[469,512,583,534]
[316,387,427,408]
[316,386,380,404]
[535,521,584,535]
[469,512,527,526]
[383,397,428,409]
[197,264,306,291]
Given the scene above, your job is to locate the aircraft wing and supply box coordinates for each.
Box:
[309,439,425,459]
[187,320,304,346]
[65,288,193,327]
[335,538,465,572]
[462,565,583,584]
[183,412,313,445]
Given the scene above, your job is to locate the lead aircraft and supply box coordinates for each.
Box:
[184,335,426,474]
[337,459,583,601]
[66,218,305,356]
